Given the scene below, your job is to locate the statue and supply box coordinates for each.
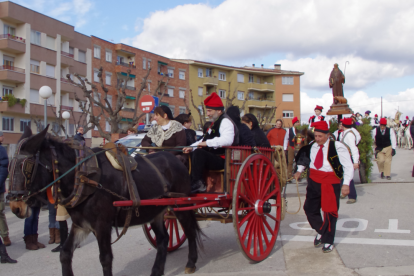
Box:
[329,63,345,97]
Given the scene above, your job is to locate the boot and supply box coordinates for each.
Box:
[24,235,38,250]
[48,228,55,244]
[54,228,61,244]
[2,236,11,247]
[34,234,45,249]
[52,221,68,253]
[0,244,17,264]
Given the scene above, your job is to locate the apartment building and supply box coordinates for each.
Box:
[90,36,189,137]
[0,1,92,152]
[172,60,303,129]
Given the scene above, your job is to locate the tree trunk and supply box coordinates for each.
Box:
[359,162,368,183]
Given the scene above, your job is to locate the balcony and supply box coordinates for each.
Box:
[120,109,134,119]
[61,105,74,111]
[0,101,25,113]
[125,85,136,91]
[61,77,77,92]
[61,51,74,58]
[61,51,74,67]
[0,34,26,53]
[203,76,218,86]
[0,65,25,83]
[247,82,275,92]
[246,98,275,109]
[116,61,136,69]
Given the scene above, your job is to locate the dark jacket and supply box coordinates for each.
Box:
[184,128,197,146]
[247,115,271,148]
[226,106,255,147]
[0,145,9,194]
[74,132,85,142]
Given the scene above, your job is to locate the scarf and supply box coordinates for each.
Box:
[146,120,183,147]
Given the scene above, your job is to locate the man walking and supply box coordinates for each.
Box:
[294,121,353,253]
[0,131,11,247]
[284,117,300,179]
[372,118,396,180]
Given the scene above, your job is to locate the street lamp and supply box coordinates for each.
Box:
[62,111,70,138]
[39,86,52,130]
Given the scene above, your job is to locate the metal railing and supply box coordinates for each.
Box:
[125,85,136,91]
[116,61,136,69]
[61,51,74,58]
[0,34,25,43]
[0,65,25,74]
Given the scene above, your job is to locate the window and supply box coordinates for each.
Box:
[198,87,203,96]
[94,45,101,59]
[147,83,150,92]
[168,68,174,78]
[105,121,111,132]
[69,47,74,55]
[282,94,294,102]
[30,60,40,74]
[48,93,55,106]
[93,92,101,106]
[2,86,13,96]
[179,71,185,80]
[105,50,112,62]
[148,60,151,68]
[78,50,86,63]
[169,106,175,116]
[3,55,14,67]
[105,72,111,85]
[31,30,41,45]
[93,69,99,82]
[218,89,226,98]
[68,124,75,136]
[237,91,244,100]
[179,90,185,99]
[237,73,244,83]
[198,68,203,77]
[30,89,39,103]
[106,95,112,107]
[256,77,261,84]
[198,105,204,115]
[142,58,146,69]
[248,92,254,100]
[168,88,174,97]
[46,64,55,77]
[2,117,14,131]
[179,107,186,114]
[68,99,74,107]
[283,111,294,118]
[52,122,60,133]
[282,77,294,85]
[3,24,16,36]
[218,71,226,81]
[46,36,55,50]
[205,68,212,77]
[248,74,254,83]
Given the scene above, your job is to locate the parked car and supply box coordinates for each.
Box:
[115,133,146,157]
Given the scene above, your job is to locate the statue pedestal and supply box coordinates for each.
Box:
[326,104,353,115]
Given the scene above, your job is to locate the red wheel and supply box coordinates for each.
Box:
[232,153,282,262]
[143,214,187,252]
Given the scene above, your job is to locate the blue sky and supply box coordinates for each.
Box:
[10,0,414,119]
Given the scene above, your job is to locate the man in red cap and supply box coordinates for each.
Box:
[372,118,396,180]
[294,120,353,253]
[183,92,239,193]
[284,116,300,180]
[403,116,410,128]
[372,114,380,129]
[309,105,325,124]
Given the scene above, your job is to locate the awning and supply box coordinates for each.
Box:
[158,61,168,66]
[125,96,136,100]
[119,72,136,78]
[160,102,169,106]
[121,118,133,122]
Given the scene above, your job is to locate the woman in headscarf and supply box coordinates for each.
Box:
[241,113,271,148]
[141,106,186,161]
[226,106,255,146]
[174,113,197,146]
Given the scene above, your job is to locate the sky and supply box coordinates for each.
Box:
[11,0,414,122]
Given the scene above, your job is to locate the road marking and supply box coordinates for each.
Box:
[336,218,368,232]
[374,219,410,234]
[289,222,313,230]
[281,235,414,246]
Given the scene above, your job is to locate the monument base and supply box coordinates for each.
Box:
[326,104,353,115]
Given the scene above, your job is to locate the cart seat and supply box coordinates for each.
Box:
[205,170,224,193]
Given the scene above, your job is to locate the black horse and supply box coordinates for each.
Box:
[9,127,202,276]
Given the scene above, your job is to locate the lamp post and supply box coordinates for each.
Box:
[62,111,70,138]
[39,86,52,130]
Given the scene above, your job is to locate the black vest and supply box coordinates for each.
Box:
[294,140,343,179]
[288,127,295,147]
[202,114,239,155]
[375,127,391,149]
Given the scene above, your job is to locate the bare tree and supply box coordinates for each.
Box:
[65,66,169,141]
[186,89,206,129]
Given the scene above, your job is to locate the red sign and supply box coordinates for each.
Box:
[139,95,155,113]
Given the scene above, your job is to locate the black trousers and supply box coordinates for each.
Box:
[303,178,341,245]
[191,149,225,182]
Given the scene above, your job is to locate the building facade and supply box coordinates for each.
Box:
[90,36,189,138]
[173,60,303,129]
[0,1,92,153]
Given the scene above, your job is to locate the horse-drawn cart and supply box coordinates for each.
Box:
[113,146,282,262]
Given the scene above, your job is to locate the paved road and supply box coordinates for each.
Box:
[1,147,414,276]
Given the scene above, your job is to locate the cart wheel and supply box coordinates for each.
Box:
[233,153,282,262]
[143,215,187,252]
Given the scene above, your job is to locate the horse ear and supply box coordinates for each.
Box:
[23,125,49,153]
[19,126,33,141]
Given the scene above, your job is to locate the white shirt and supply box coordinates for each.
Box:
[161,121,171,131]
[297,139,354,186]
[341,128,359,164]
[372,118,379,127]
[283,127,296,150]
[190,118,234,149]
[371,127,397,149]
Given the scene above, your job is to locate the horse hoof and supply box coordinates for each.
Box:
[185,266,196,274]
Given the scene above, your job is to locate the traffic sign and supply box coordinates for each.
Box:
[139,95,155,113]
[150,96,159,113]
